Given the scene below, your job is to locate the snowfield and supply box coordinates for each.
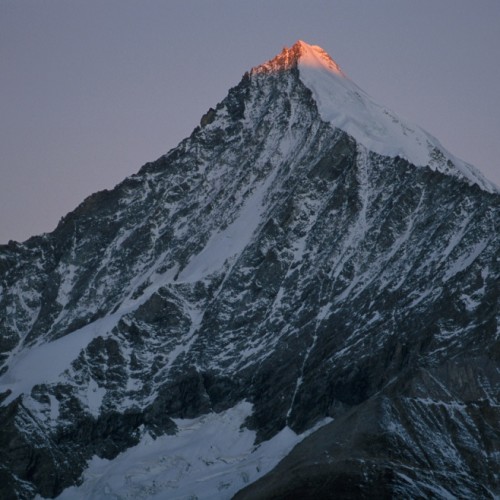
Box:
[54,402,330,500]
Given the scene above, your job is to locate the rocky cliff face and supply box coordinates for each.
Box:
[0,41,499,499]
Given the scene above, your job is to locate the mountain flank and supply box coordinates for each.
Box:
[0,41,498,499]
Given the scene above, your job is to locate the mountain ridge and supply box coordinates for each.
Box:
[0,42,498,498]
[256,41,497,193]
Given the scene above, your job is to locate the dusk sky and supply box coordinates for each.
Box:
[1,0,499,244]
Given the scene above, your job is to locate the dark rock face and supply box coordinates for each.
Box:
[0,44,499,498]
[236,364,500,499]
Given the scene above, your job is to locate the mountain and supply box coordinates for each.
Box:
[0,40,499,499]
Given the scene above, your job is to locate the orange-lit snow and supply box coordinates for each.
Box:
[294,40,344,75]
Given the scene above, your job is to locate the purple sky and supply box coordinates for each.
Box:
[1,0,499,244]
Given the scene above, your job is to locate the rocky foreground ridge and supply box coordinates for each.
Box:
[0,41,499,498]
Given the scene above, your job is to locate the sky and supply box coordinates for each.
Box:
[1,0,499,244]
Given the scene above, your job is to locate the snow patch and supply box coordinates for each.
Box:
[48,394,60,421]
[86,378,106,418]
[56,263,78,307]
[443,239,489,282]
[0,314,119,406]
[177,164,278,282]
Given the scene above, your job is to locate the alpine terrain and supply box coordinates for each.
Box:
[0,41,499,499]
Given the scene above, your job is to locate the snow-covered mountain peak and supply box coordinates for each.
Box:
[252,40,344,76]
[253,41,496,193]
[0,39,499,500]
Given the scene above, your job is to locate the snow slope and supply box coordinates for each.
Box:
[293,40,497,193]
[54,402,330,500]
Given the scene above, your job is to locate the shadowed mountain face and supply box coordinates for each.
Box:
[0,42,499,499]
